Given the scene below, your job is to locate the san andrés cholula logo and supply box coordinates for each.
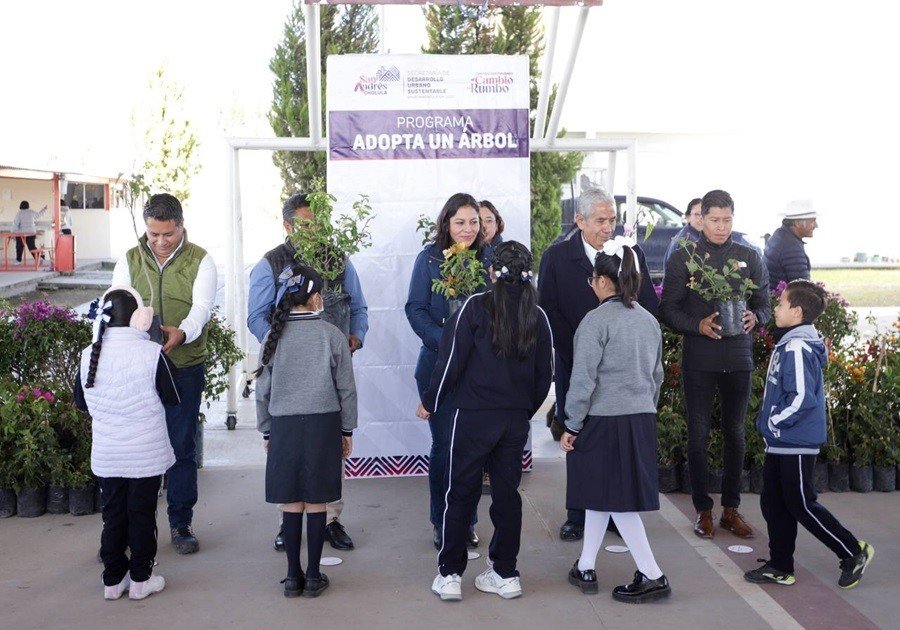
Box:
[355,65,400,95]
[470,73,513,94]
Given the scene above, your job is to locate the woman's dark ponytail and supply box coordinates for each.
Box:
[486,241,538,360]
[593,247,641,308]
[254,263,323,377]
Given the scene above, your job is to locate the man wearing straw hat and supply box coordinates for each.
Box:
[764,200,818,287]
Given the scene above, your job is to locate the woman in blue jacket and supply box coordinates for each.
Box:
[406,192,490,550]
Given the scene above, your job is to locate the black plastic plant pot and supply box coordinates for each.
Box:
[16,486,47,518]
[46,485,69,514]
[321,292,351,336]
[813,460,829,493]
[714,299,747,337]
[706,469,724,494]
[69,485,97,516]
[658,464,678,493]
[679,460,692,494]
[873,466,896,492]
[850,465,873,493]
[0,488,16,518]
[828,462,850,492]
[749,466,764,494]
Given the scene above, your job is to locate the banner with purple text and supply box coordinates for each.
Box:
[327,55,531,478]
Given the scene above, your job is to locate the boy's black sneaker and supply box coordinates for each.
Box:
[281,576,303,598]
[744,559,795,585]
[302,573,330,598]
[568,561,599,594]
[839,541,874,589]
[171,526,199,555]
[612,571,671,603]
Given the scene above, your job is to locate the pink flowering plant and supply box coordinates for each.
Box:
[9,300,91,391]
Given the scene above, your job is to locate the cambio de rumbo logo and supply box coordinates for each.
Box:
[354,65,400,95]
[470,72,514,94]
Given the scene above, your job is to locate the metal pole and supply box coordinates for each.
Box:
[305,3,323,147]
[606,149,617,195]
[544,6,590,146]
[533,6,559,141]
[626,141,637,228]
[224,146,239,428]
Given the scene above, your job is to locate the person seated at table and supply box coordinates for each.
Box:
[12,200,46,265]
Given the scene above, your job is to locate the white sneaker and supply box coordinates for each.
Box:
[475,567,523,599]
[431,574,462,601]
[129,575,165,600]
[103,575,130,600]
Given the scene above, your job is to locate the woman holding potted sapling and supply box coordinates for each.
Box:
[406,192,491,550]
[660,189,770,541]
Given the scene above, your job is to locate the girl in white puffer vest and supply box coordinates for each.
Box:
[73,286,180,601]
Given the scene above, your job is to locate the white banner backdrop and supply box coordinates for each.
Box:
[327,54,531,478]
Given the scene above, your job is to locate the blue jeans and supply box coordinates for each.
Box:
[165,361,205,529]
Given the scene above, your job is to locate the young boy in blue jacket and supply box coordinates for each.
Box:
[745,280,873,589]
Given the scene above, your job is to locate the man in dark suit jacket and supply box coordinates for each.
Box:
[538,187,659,541]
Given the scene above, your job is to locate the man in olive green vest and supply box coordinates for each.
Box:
[112,193,218,555]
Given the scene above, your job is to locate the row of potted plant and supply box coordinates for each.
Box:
[0,297,242,518]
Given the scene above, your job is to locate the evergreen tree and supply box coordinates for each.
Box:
[422,5,583,264]
[269,2,379,198]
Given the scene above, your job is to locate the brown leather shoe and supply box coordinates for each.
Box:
[693,510,714,538]
[720,507,754,538]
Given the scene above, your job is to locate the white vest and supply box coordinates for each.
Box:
[80,327,176,478]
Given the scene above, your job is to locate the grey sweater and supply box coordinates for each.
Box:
[255,313,358,435]
[564,297,663,434]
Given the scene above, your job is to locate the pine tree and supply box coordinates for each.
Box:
[422,6,583,264]
[269,2,379,198]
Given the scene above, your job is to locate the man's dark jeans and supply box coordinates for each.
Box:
[682,369,752,512]
[165,361,205,530]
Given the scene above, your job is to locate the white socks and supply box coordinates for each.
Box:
[577,510,664,580]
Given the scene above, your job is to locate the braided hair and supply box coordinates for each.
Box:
[593,247,641,309]
[255,263,324,377]
[85,290,138,388]
[484,241,538,360]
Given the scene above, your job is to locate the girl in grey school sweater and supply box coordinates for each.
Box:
[255,264,357,599]
[560,237,671,604]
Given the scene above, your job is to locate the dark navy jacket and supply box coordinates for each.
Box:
[421,287,554,416]
[537,229,658,369]
[660,234,770,372]
[757,324,827,454]
[405,242,492,396]
[764,225,811,287]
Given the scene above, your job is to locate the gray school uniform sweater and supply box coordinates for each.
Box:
[255,313,358,435]
[564,296,664,434]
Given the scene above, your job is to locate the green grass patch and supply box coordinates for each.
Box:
[812,268,900,307]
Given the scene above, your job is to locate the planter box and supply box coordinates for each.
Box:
[828,462,850,492]
[16,486,47,518]
[679,460,692,494]
[749,466,764,494]
[0,488,16,518]
[850,465,874,493]
[873,466,896,492]
[813,460,829,494]
[658,464,678,493]
[46,484,69,514]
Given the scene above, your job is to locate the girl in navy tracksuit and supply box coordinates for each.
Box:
[418,241,553,602]
[405,192,492,548]
[746,280,873,589]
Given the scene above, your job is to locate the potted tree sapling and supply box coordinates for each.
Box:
[287,179,373,335]
[656,406,685,493]
[7,387,58,517]
[432,242,487,317]
[680,239,758,337]
[201,307,244,436]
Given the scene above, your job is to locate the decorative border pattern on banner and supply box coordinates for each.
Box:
[345,451,534,479]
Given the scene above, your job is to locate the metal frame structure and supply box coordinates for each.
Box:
[221,2,637,427]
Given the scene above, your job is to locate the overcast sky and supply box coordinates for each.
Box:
[1,0,897,262]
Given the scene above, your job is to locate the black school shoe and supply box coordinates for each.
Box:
[559,520,584,541]
[325,520,354,550]
[171,526,199,555]
[302,573,330,598]
[273,526,285,552]
[281,576,303,598]
[744,560,796,585]
[568,561,599,594]
[839,541,874,589]
[467,526,479,548]
[612,571,671,603]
